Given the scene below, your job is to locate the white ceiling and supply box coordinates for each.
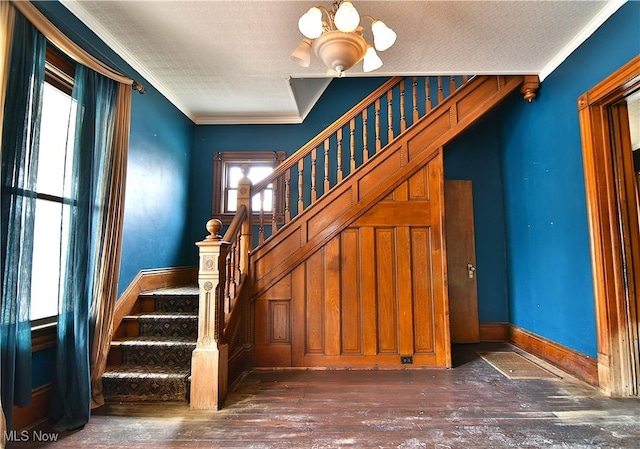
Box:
[60,0,625,125]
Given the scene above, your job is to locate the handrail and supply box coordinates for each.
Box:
[223,204,247,243]
[219,204,248,316]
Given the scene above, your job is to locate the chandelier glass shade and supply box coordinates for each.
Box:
[291,1,396,74]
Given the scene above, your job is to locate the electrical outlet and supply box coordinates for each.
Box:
[400,356,413,364]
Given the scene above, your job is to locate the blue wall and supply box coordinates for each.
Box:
[28,2,195,388]
[444,108,510,323]
[33,2,196,297]
[498,1,640,357]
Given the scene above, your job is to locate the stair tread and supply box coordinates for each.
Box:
[103,364,190,379]
[139,285,199,296]
[113,336,196,346]
[124,312,198,319]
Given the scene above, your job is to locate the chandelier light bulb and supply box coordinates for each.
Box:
[298,7,323,39]
[371,20,397,51]
[362,46,383,73]
[333,1,360,33]
[290,38,312,67]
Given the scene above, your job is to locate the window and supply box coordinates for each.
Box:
[213,151,285,224]
[30,46,76,325]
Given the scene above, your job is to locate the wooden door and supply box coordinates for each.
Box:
[445,180,480,343]
[288,154,450,368]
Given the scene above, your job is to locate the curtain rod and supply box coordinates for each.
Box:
[11,0,145,94]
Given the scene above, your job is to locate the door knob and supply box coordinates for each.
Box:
[467,263,476,279]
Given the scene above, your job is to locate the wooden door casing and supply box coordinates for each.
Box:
[253,153,450,368]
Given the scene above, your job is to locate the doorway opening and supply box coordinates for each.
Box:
[578,55,640,396]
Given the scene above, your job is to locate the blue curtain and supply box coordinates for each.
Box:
[0,12,46,430]
[49,64,118,431]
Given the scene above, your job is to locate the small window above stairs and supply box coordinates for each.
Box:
[102,286,199,402]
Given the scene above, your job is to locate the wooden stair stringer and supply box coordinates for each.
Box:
[250,75,526,299]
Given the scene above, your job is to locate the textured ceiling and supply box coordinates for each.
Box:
[60,0,624,124]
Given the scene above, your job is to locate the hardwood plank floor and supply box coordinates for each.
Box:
[12,344,640,448]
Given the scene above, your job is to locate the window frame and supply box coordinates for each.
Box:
[212,151,286,225]
[27,44,76,329]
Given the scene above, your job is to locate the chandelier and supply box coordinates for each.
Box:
[290,1,397,75]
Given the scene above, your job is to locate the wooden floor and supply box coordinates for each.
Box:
[16,344,640,448]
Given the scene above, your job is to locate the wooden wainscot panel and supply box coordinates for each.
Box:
[375,227,400,354]
[253,273,292,367]
[353,202,431,227]
[340,229,362,355]
[357,143,404,201]
[409,166,430,200]
[455,76,500,122]
[270,301,290,343]
[411,227,435,354]
[253,225,302,281]
[360,227,378,357]
[305,249,325,355]
[324,236,342,357]
[406,108,452,161]
[307,187,354,239]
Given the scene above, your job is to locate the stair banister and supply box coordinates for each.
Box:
[250,76,404,195]
[249,75,476,244]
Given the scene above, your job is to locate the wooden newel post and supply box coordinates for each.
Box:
[190,218,229,410]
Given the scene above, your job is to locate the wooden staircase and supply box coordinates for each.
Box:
[102,286,199,402]
[245,75,537,370]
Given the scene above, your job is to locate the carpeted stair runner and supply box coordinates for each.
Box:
[102,285,199,402]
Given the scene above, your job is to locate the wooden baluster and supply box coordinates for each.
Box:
[387,90,393,142]
[412,77,419,122]
[223,250,235,315]
[235,231,242,280]
[450,75,456,96]
[462,75,469,84]
[400,79,406,133]
[271,176,278,233]
[323,138,330,194]
[350,119,356,173]
[237,175,252,275]
[438,76,444,103]
[375,98,381,152]
[337,128,343,183]
[362,109,369,162]
[284,169,291,223]
[258,190,265,245]
[426,77,432,112]
[298,159,304,214]
[311,148,317,203]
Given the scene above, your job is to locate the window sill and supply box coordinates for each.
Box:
[32,321,57,352]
